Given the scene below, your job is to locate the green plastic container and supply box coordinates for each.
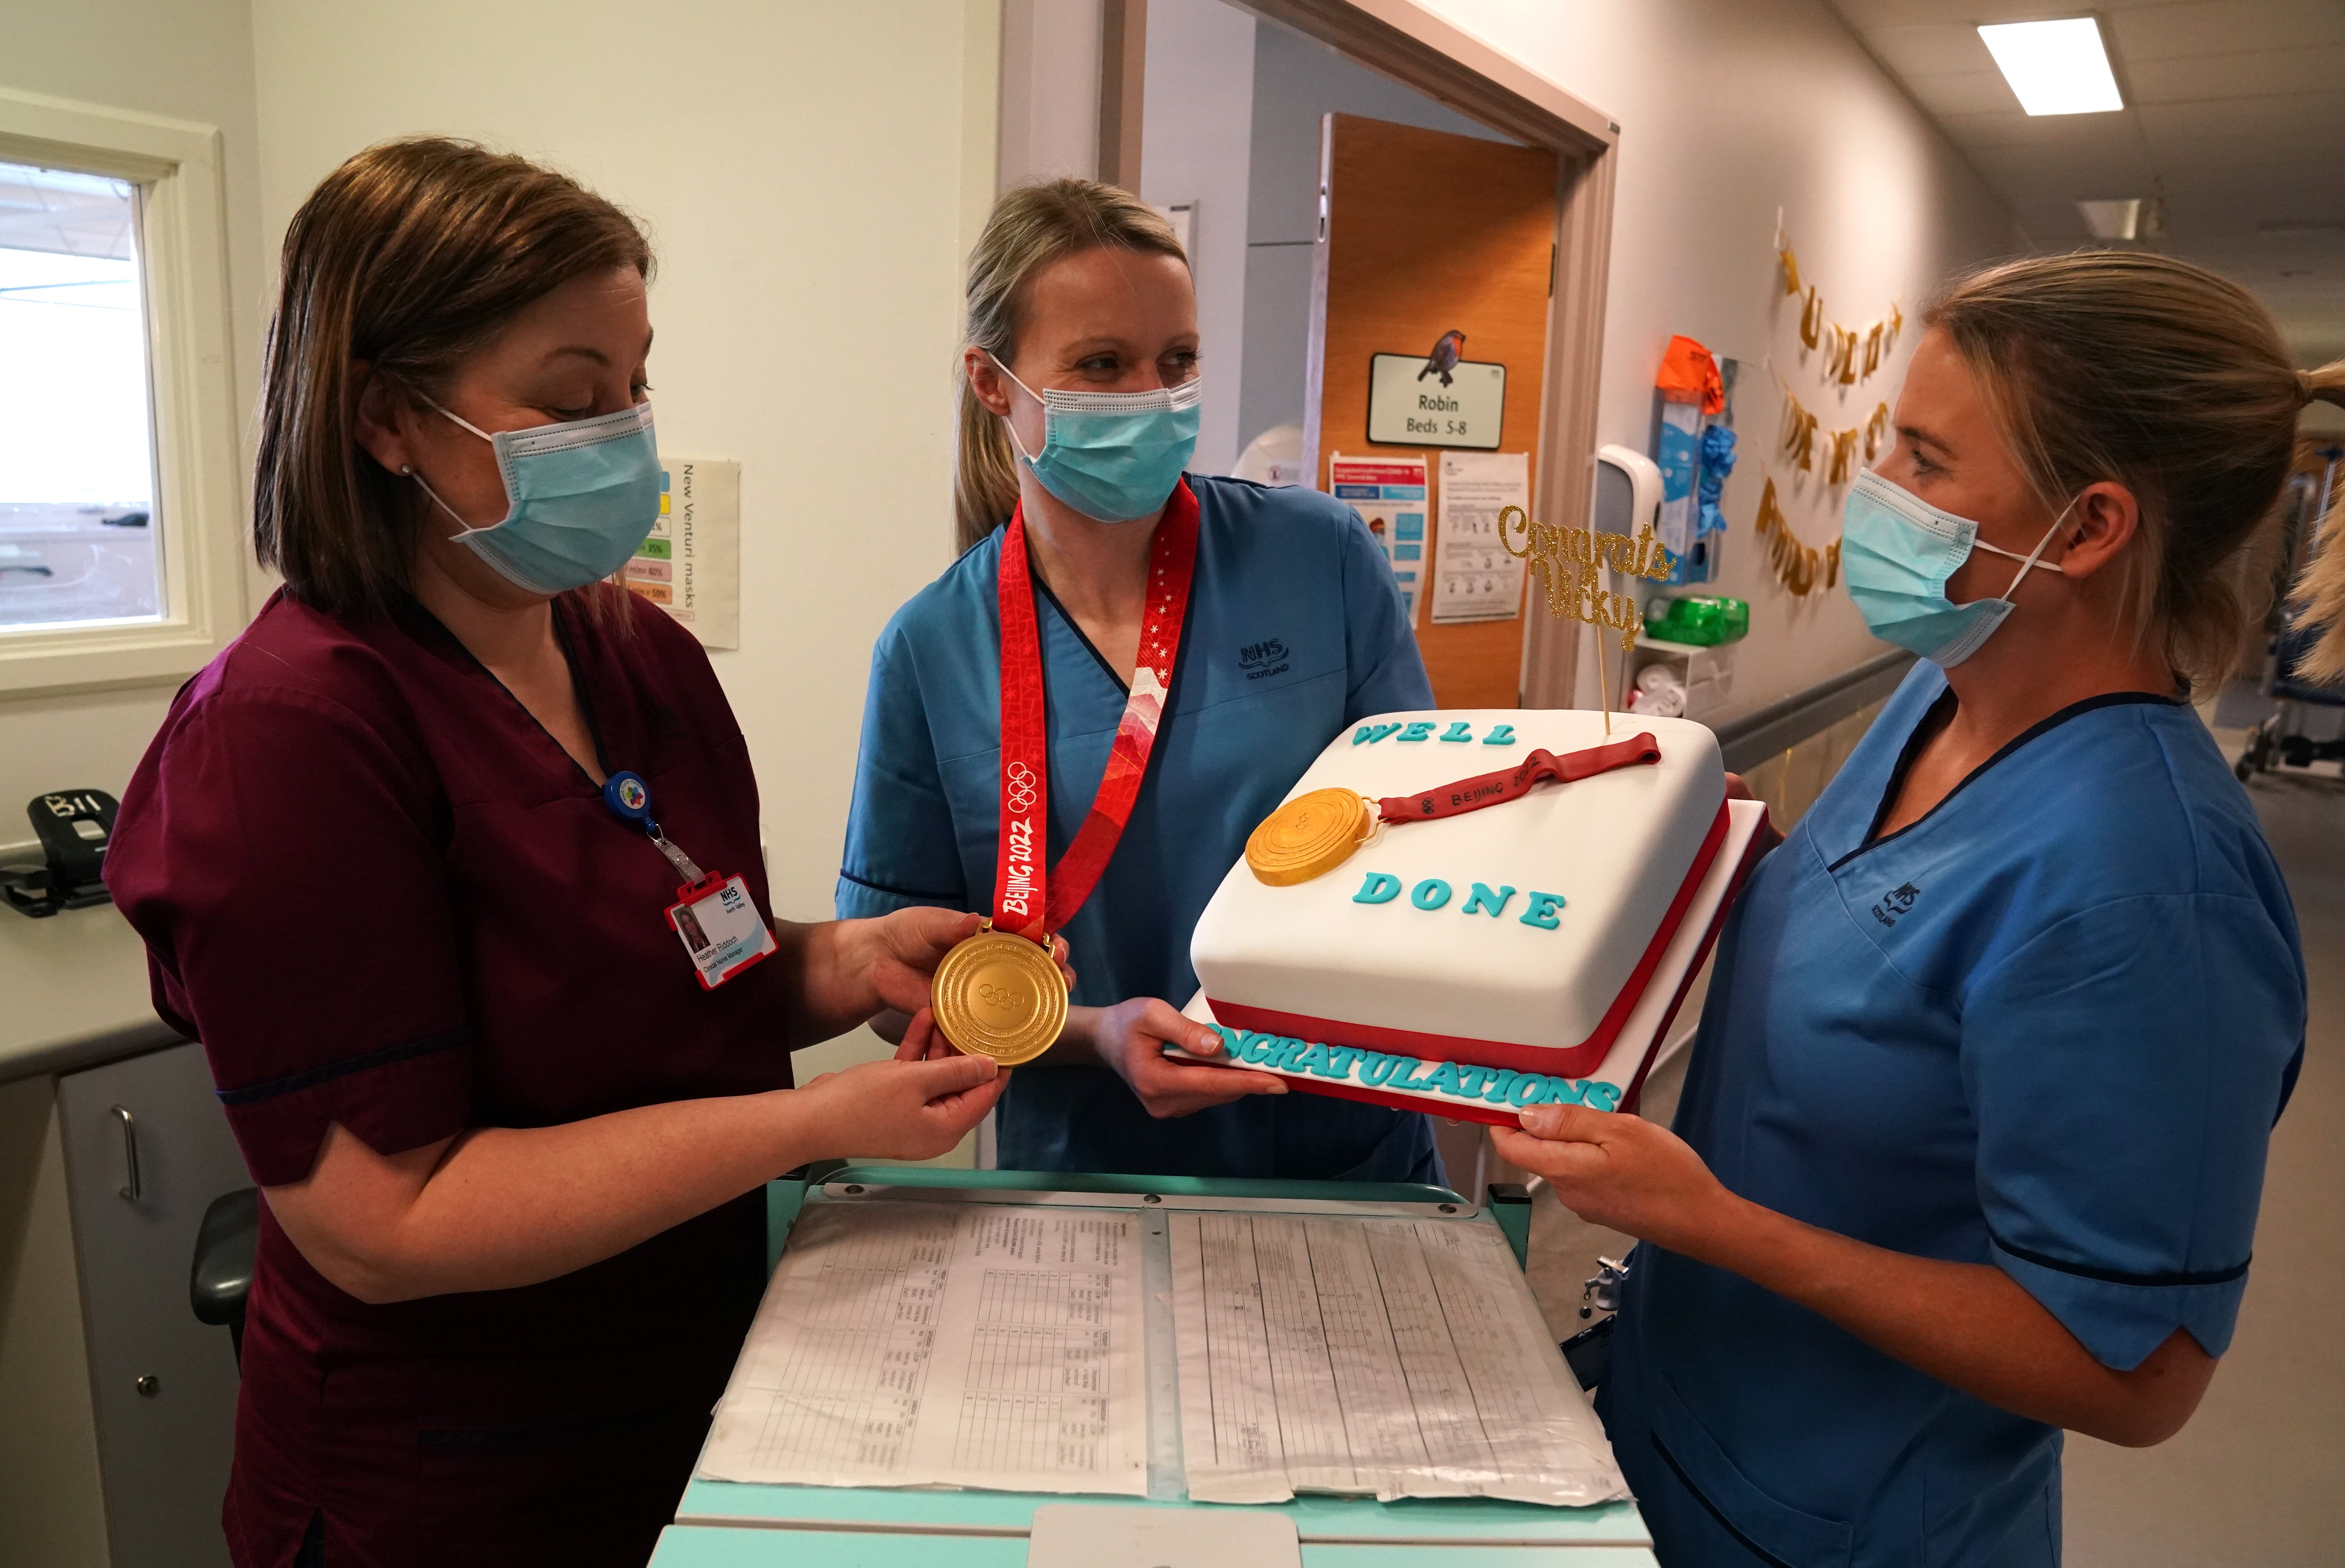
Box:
[1643,594,1750,647]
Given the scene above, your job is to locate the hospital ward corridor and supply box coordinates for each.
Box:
[5,0,2345,1564]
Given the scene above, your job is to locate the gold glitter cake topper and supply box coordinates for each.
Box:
[1498,509,1676,734]
[1497,508,1673,654]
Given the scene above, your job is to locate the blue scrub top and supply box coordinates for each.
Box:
[837,475,1441,1180]
[1605,664,2305,1568]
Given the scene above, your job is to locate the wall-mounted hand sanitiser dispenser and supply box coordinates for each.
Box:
[1592,444,1663,541]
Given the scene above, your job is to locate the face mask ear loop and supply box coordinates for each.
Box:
[1998,498,2080,599]
[987,354,1048,466]
[415,391,495,443]
[403,463,490,538]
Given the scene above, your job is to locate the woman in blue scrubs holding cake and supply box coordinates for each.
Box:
[1500,253,2329,1566]
[837,179,1440,1180]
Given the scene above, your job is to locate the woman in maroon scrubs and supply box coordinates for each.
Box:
[107,140,1016,1568]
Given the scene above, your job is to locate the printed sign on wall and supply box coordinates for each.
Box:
[626,458,740,649]
[1366,353,1505,450]
[1329,453,1429,622]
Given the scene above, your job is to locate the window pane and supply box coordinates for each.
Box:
[0,161,162,629]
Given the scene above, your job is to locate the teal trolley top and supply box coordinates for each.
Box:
[653,1164,1654,1567]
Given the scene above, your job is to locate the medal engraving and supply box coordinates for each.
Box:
[933,929,1068,1065]
[1244,788,1375,886]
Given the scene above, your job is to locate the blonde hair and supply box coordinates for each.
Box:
[2288,364,2345,681]
[1924,252,2339,694]
[953,179,1187,553]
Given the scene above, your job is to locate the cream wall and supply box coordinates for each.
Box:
[1413,0,2015,714]
[1138,0,1257,476]
[249,1,999,954]
[0,7,269,1559]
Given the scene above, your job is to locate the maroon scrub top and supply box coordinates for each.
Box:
[109,587,793,1568]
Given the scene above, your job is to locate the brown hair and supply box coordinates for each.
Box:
[2287,366,2345,680]
[953,178,1187,553]
[1924,251,2333,694]
[253,138,653,616]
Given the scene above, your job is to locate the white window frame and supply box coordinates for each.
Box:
[0,88,246,696]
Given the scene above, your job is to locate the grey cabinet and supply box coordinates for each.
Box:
[57,1041,247,1568]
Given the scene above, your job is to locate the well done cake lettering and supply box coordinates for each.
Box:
[1189,708,1756,1121]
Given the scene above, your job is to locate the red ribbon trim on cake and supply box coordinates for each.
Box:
[1615,808,1774,1115]
[1210,797,1732,1080]
[1374,731,1660,825]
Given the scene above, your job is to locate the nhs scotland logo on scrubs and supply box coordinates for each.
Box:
[1872,882,1921,928]
[1239,637,1290,680]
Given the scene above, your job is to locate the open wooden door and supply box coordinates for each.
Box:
[1303,114,1560,708]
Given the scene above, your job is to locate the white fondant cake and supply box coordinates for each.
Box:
[1173,791,1767,1125]
[1189,709,1730,1090]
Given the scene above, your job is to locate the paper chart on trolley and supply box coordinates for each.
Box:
[1168,1210,1628,1506]
[698,1200,1149,1495]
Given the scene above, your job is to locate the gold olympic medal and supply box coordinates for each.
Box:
[931,927,1068,1065]
[1244,787,1375,886]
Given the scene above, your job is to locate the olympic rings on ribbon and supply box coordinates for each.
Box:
[1005,761,1039,814]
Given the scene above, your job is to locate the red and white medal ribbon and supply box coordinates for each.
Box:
[992,481,1201,943]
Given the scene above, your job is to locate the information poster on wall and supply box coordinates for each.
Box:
[1431,450,1530,624]
[1329,454,1429,622]
[626,458,740,649]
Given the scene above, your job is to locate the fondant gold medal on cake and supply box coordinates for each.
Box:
[932,925,1068,1065]
[1245,787,1376,886]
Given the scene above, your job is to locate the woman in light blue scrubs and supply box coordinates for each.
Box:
[838,179,1439,1181]
[1498,253,2315,1566]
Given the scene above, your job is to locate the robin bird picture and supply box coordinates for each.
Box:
[1418,329,1466,386]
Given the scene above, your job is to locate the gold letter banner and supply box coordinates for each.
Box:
[1753,473,1841,597]
[1770,365,1888,486]
[1777,227,1903,386]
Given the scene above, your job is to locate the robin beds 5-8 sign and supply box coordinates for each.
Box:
[1366,353,1506,450]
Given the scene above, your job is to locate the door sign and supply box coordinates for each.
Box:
[1366,353,1506,450]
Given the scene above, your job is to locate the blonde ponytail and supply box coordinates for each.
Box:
[1925,253,2313,695]
[2286,359,2345,681]
[953,179,1187,553]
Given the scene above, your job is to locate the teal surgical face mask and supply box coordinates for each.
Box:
[994,357,1200,524]
[406,398,661,595]
[1840,469,2072,668]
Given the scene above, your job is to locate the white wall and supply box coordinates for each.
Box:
[1414,0,2016,714]
[999,0,1104,187]
[0,0,269,837]
[1140,0,1257,475]
[249,0,997,936]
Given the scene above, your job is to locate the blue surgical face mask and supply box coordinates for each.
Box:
[406,399,661,595]
[1840,469,2072,667]
[994,358,1201,523]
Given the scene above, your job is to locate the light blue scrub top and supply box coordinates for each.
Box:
[837,475,1441,1180]
[1603,665,2305,1568]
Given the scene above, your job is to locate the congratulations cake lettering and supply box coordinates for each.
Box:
[1202,1025,1623,1115]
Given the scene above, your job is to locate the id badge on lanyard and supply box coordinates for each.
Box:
[601,770,777,990]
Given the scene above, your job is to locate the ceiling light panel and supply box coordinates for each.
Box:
[1977,18,2124,116]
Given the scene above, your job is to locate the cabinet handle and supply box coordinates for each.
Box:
[110,1104,140,1202]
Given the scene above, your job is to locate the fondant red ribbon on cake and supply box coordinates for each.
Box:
[1375,732,1660,825]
